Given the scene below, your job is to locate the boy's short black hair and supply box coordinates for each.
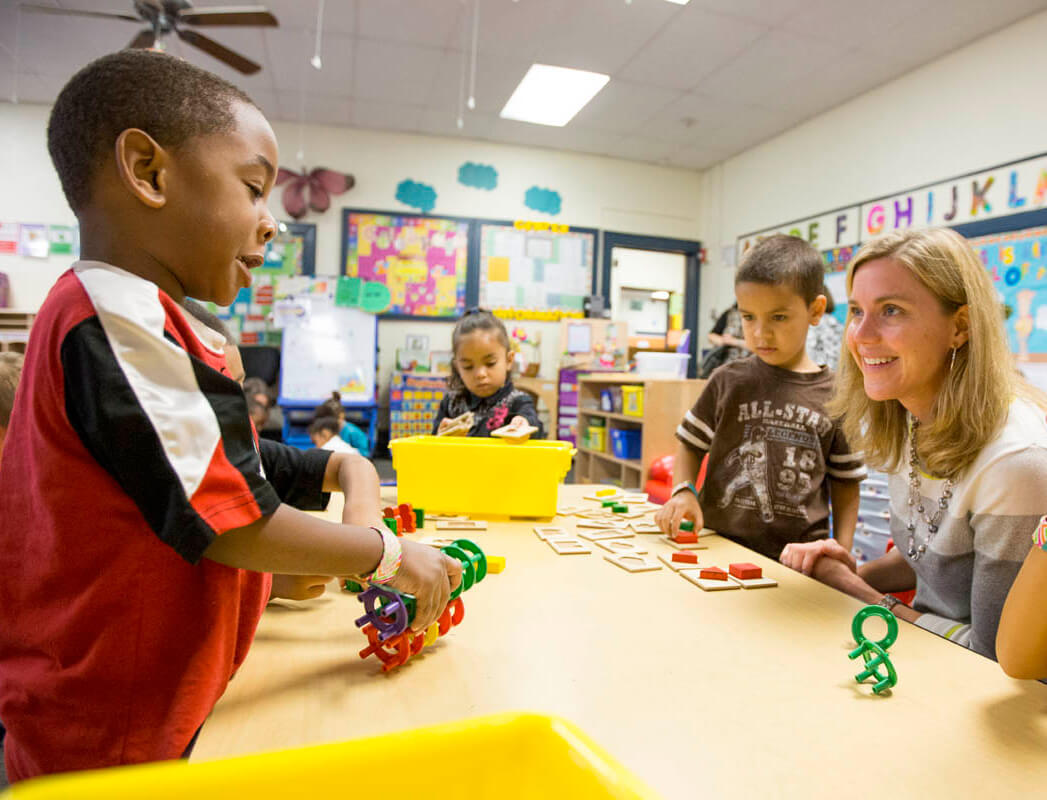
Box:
[735,235,825,305]
[48,49,254,212]
[308,416,341,437]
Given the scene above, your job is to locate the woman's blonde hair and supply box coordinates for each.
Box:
[829,227,1043,479]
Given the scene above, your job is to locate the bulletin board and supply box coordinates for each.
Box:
[342,209,470,318]
[260,221,316,276]
[969,226,1047,360]
[278,298,377,404]
[477,221,596,316]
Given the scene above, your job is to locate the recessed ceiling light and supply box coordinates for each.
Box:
[664,0,691,5]
[500,64,610,127]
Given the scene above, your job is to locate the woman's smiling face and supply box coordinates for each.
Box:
[846,256,966,421]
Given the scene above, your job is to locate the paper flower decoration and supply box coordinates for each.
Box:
[275,167,355,219]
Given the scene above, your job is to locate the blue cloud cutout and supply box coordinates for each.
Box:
[457,162,498,190]
[395,179,437,213]
[524,186,561,216]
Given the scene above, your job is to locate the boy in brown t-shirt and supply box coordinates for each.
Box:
[655,235,865,560]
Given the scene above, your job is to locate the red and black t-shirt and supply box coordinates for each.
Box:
[0,262,309,781]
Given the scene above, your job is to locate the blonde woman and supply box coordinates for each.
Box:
[780,228,1047,665]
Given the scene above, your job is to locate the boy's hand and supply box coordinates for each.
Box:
[388,540,463,633]
[779,539,856,576]
[437,418,456,434]
[655,492,703,538]
[269,574,333,601]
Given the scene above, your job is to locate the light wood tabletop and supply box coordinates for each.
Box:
[193,485,1047,799]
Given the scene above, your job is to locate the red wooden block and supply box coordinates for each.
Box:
[671,552,699,564]
[673,532,699,544]
[699,566,727,581]
[383,506,397,520]
[398,503,416,533]
[729,562,762,580]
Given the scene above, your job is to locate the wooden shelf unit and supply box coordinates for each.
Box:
[575,373,706,489]
[0,310,36,354]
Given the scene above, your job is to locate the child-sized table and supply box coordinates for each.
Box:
[193,485,1047,799]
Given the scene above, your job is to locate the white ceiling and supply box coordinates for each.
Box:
[2,0,1047,170]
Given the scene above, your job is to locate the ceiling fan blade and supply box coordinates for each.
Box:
[178,6,278,27]
[127,28,157,49]
[18,4,140,23]
[177,28,261,75]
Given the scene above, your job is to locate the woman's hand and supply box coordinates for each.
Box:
[780,538,856,577]
[437,417,456,434]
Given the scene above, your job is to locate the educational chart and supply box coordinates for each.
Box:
[344,212,468,317]
[260,222,316,276]
[478,223,594,317]
[970,226,1047,360]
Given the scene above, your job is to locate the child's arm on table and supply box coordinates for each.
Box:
[204,508,461,632]
[997,546,1047,679]
[828,478,859,552]
[269,449,385,601]
[654,441,705,537]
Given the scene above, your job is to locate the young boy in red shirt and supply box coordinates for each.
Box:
[0,50,460,783]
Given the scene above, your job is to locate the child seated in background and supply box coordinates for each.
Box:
[309,416,361,455]
[655,234,865,560]
[431,308,544,438]
[0,352,24,466]
[315,391,370,457]
[244,376,284,441]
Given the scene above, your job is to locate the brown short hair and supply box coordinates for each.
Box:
[735,234,825,305]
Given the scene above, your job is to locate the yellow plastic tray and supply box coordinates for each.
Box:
[390,435,574,518]
[3,712,659,800]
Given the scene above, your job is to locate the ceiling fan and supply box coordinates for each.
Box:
[20,1,279,75]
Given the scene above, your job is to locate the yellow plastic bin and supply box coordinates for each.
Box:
[390,436,574,518]
[588,426,607,452]
[621,386,644,417]
[2,712,659,800]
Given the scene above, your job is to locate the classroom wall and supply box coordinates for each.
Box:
[696,8,1047,331]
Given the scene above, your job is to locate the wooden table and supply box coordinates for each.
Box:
[194,486,1047,799]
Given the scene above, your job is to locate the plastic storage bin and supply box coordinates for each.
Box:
[3,712,658,800]
[610,428,642,460]
[634,351,689,377]
[588,426,607,452]
[390,436,574,518]
[621,385,644,417]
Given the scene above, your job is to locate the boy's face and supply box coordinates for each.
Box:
[162,101,279,306]
[736,281,825,371]
[454,329,513,398]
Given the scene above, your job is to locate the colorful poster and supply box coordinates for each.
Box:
[48,224,78,256]
[477,223,593,316]
[970,227,1047,361]
[261,222,314,276]
[344,212,468,317]
[19,224,49,259]
[0,223,18,255]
